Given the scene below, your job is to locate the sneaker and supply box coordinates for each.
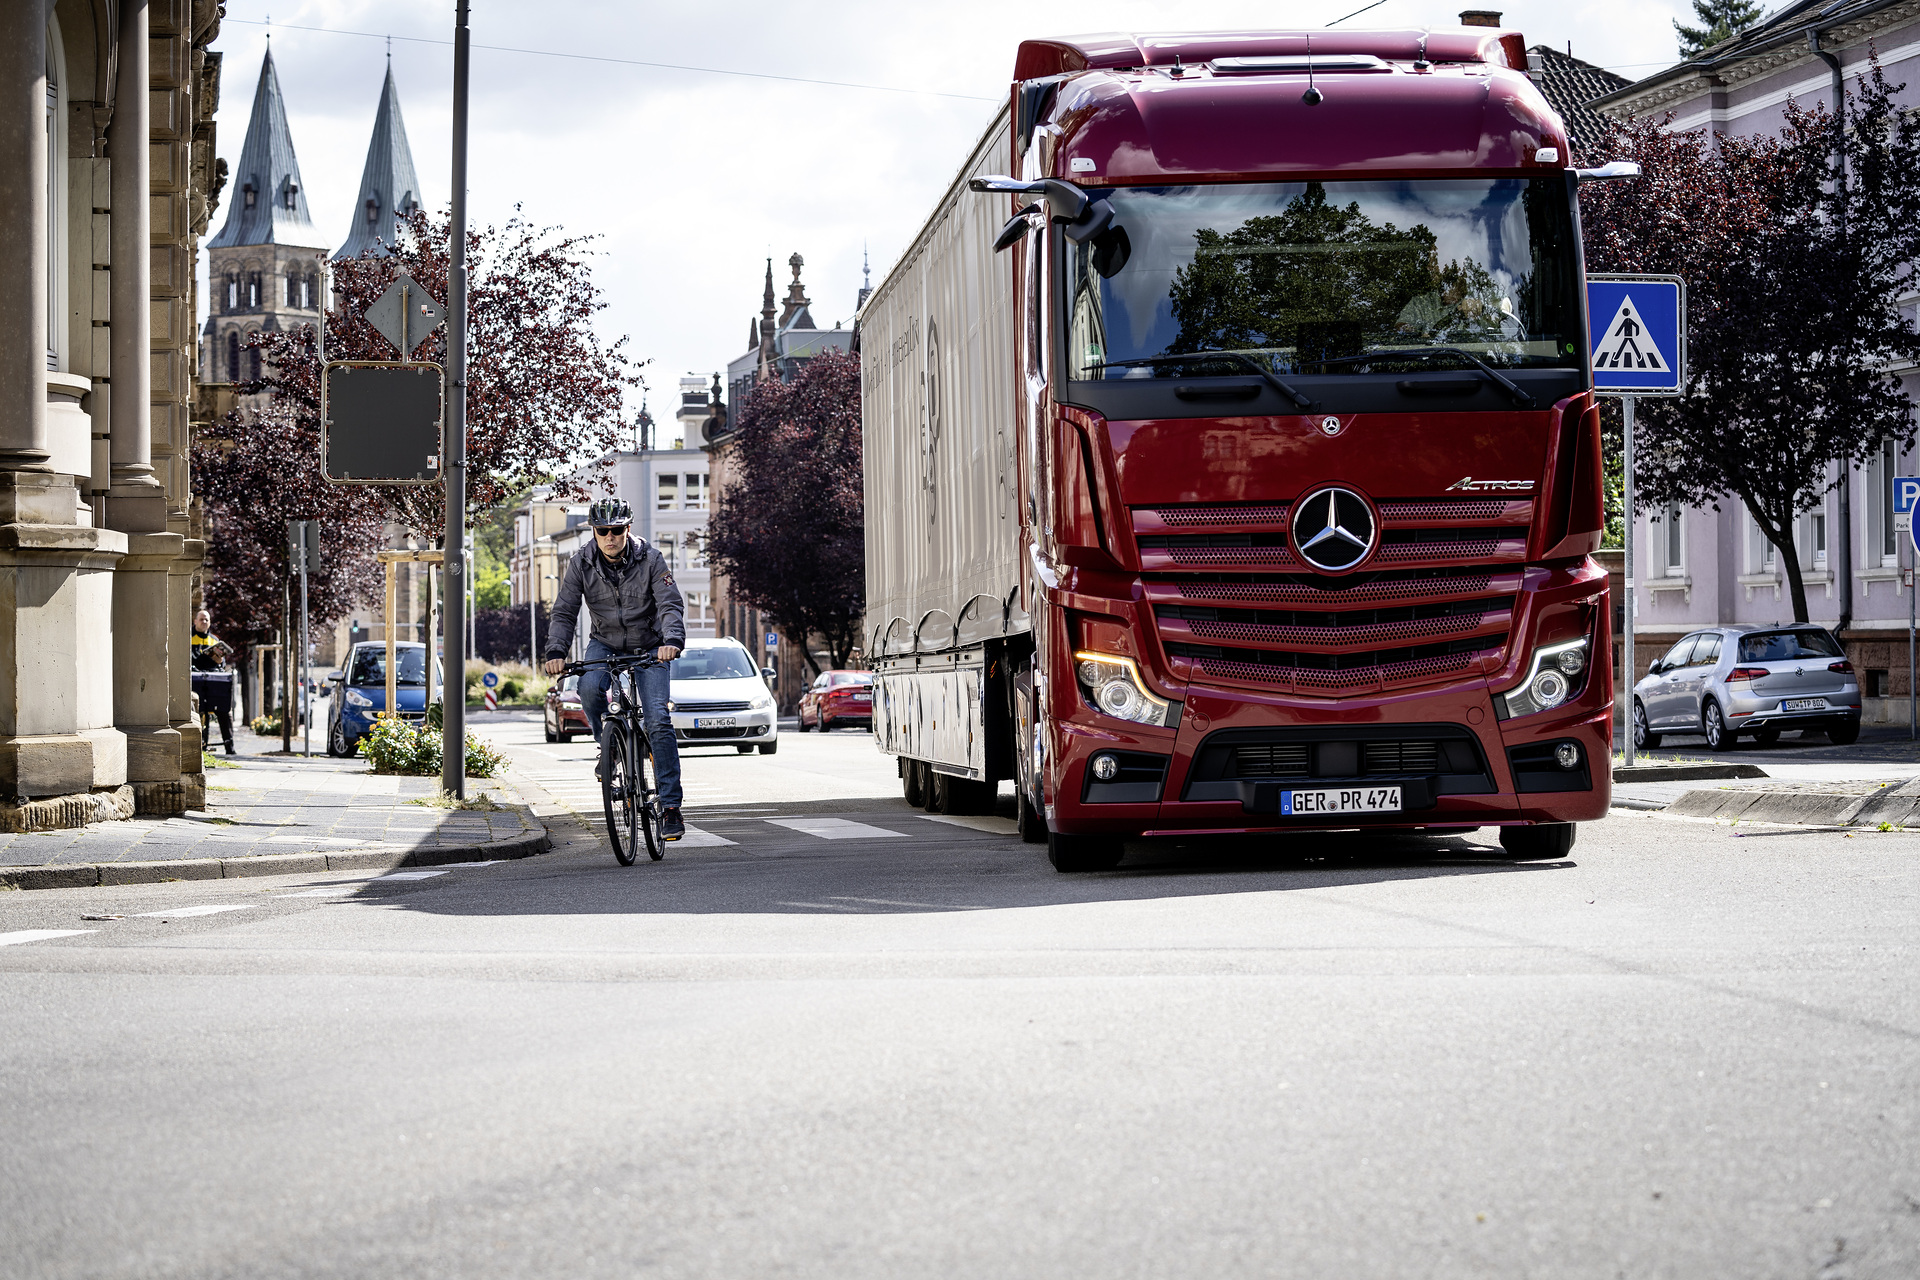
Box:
[660,807,684,841]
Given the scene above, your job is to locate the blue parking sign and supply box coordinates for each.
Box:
[1587,274,1685,396]
[1899,476,1920,558]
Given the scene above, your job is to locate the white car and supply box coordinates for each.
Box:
[669,638,779,754]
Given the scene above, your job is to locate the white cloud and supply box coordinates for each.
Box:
[207,0,1694,434]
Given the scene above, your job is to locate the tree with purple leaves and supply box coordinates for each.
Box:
[703,349,865,675]
[1580,62,1920,623]
[195,207,645,658]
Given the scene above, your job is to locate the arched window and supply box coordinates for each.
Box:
[284,181,298,210]
[365,194,380,225]
[247,342,260,383]
[225,274,237,311]
[226,331,239,382]
[247,273,259,308]
[243,179,257,209]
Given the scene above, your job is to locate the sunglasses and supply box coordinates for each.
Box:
[594,525,629,537]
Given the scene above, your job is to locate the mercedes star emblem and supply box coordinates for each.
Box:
[1320,416,1343,437]
[1291,486,1376,573]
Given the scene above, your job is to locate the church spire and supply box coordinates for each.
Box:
[334,63,425,259]
[857,243,872,311]
[208,48,325,249]
[778,252,814,330]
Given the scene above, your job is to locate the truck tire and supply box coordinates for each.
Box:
[1498,822,1576,861]
[1047,829,1123,872]
[926,768,954,814]
[902,758,927,807]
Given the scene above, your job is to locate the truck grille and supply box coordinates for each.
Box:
[1131,499,1530,696]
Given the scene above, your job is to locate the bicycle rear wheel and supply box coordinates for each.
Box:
[636,734,661,860]
[601,722,637,866]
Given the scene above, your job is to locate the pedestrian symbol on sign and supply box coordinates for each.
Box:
[1590,296,1670,373]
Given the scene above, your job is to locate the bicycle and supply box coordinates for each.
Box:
[563,653,662,865]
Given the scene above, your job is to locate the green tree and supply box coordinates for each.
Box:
[1674,0,1762,59]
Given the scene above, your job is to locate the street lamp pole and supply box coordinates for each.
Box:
[441,0,470,797]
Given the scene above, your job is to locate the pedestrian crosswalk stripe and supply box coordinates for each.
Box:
[764,817,907,840]
[0,929,95,947]
[133,904,254,919]
[675,824,736,848]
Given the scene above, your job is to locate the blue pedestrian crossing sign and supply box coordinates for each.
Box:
[1587,274,1685,396]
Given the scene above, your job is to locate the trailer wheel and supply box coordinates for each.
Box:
[1498,823,1576,861]
[926,768,953,813]
[902,758,927,807]
[1047,829,1123,872]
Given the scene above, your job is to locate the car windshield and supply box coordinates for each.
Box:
[1737,630,1843,662]
[349,647,428,686]
[672,647,759,680]
[1067,177,1582,379]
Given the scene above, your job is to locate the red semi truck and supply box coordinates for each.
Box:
[862,26,1624,870]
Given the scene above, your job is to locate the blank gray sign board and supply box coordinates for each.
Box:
[322,361,444,484]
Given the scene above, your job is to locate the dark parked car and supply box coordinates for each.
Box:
[798,670,873,732]
[544,674,589,743]
[326,642,433,756]
[1632,625,1862,751]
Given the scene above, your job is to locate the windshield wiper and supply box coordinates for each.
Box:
[1307,347,1534,408]
[1093,352,1314,410]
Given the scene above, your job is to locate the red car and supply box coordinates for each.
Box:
[799,670,873,732]
[543,674,590,743]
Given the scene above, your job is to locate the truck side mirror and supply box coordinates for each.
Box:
[1574,161,1642,183]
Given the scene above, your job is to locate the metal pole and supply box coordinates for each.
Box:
[1908,539,1915,741]
[281,578,293,754]
[385,558,398,733]
[442,0,471,797]
[299,530,311,758]
[1622,395,1637,768]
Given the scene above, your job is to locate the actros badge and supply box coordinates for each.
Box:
[1446,476,1534,493]
[1291,486,1376,573]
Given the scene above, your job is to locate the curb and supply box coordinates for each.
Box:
[0,830,551,892]
[1612,763,1769,783]
[1651,777,1920,828]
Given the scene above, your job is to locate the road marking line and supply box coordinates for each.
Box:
[764,817,907,840]
[278,886,359,898]
[377,870,450,880]
[132,904,254,919]
[918,814,1020,836]
[674,824,736,848]
[0,929,95,947]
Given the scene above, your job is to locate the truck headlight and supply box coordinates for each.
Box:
[1074,651,1179,728]
[345,689,373,708]
[1500,638,1589,718]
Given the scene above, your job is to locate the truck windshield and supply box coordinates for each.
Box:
[1067,177,1582,380]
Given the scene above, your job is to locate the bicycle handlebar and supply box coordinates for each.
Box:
[558,652,661,678]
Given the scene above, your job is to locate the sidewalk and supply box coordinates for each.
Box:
[0,739,549,890]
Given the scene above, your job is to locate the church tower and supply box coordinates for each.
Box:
[203,48,328,386]
[334,61,425,260]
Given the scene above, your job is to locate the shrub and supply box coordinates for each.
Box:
[499,678,523,701]
[362,714,505,778]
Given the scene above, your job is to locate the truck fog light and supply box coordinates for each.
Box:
[1556,647,1587,676]
[1555,742,1580,769]
[1091,753,1119,781]
[1530,668,1570,709]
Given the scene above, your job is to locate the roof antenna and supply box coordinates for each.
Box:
[1303,34,1323,104]
[1172,53,1185,78]
[1415,29,1432,72]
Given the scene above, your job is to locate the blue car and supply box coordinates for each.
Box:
[326,642,434,756]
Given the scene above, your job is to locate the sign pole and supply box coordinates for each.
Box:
[1908,542,1914,741]
[1622,396,1636,768]
[442,0,471,798]
[299,528,311,758]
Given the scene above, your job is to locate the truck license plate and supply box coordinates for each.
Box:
[1281,786,1402,816]
[1781,698,1827,712]
[694,717,737,728]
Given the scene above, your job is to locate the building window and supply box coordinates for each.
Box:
[284,181,299,210]
[248,342,261,383]
[687,591,712,625]
[657,474,679,511]
[686,473,709,511]
[686,534,705,569]
[654,532,677,568]
[225,275,238,311]
[1810,508,1828,569]
[226,331,240,382]
[243,181,257,209]
[365,194,379,225]
[1662,503,1683,575]
[248,273,260,309]
[1746,508,1776,574]
[1874,438,1900,566]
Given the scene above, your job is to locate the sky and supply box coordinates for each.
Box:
[203,0,1703,433]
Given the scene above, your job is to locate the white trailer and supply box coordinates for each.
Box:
[860,104,1026,798]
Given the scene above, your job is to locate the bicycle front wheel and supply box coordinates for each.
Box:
[636,732,661,861]
[601,722,637,866]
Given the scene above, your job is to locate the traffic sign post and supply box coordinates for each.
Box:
[482,669,499,713]
[1588,275,1686,767]
[1899,476,1919,739]
[287,520,322,758]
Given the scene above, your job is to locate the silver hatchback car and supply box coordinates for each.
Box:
[1633,625,1862,751]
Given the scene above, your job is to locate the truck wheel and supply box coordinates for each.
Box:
[1498,823,1576,861]
[1016,783,1047,844]
[926,768,953,813]
[1047,829,1123,872]
[902,758,927,807]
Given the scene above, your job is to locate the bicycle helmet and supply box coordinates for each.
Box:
[588,497,632,529]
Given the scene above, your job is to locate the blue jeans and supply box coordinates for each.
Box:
[578,637,683,810]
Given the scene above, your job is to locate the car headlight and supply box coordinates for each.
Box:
[1074,651,1179,727]
[345,689,373,707]
[750,693,773,710]
[1500,637,1589,718]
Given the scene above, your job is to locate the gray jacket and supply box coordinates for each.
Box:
[544,539,685,658]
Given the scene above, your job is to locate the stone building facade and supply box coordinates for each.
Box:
[0,0,223,828]
[1589,0,1920,726]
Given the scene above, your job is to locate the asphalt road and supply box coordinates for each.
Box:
[2,720,1917,1279]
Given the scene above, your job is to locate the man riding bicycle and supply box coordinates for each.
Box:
[542,497,686,841]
